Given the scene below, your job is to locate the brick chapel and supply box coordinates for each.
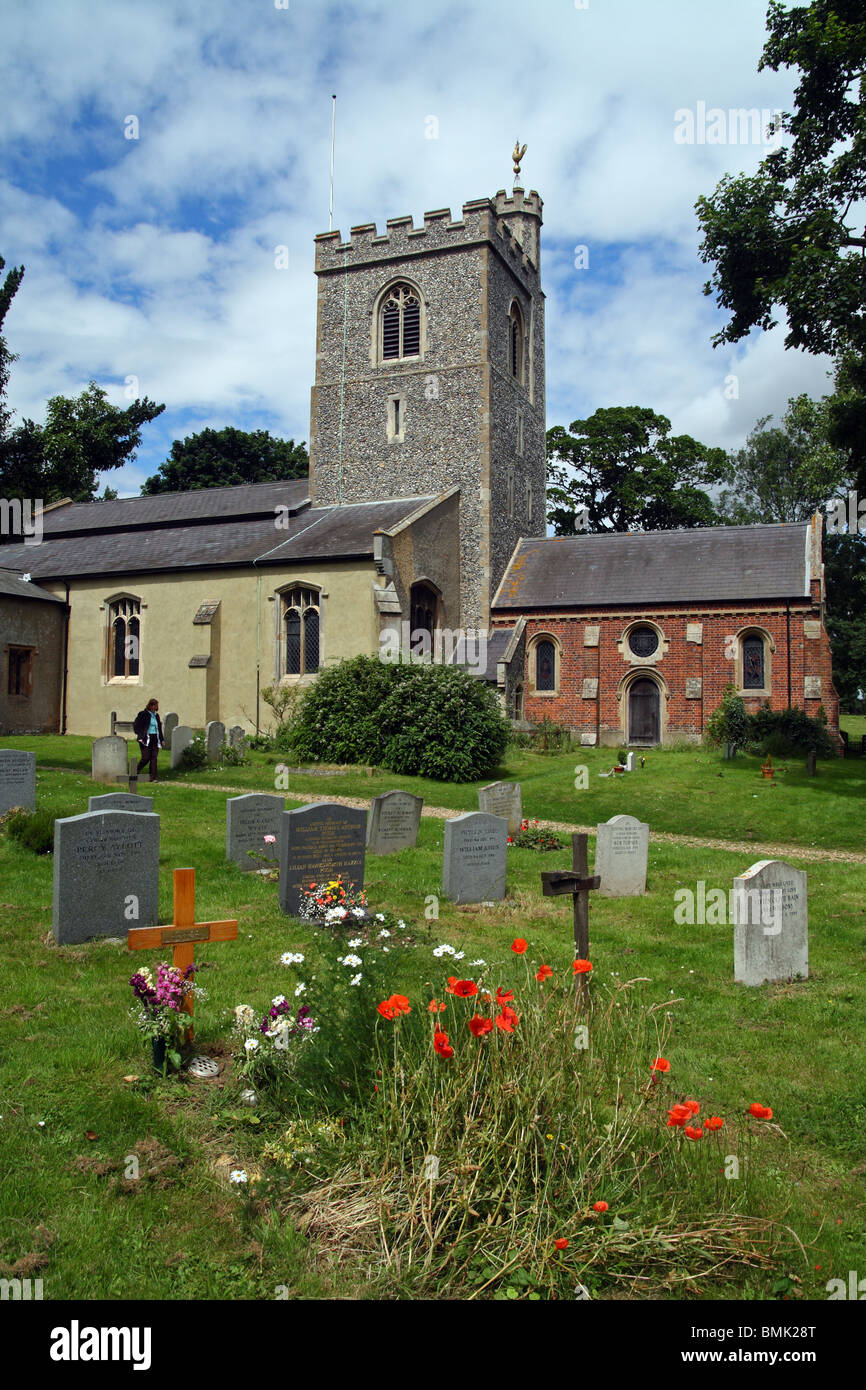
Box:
[0,171,840,746]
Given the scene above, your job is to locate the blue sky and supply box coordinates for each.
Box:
[0,0,835,496]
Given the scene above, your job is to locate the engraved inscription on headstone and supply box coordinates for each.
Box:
[170,726,194,769]
[88,792,154,814]
[279,803,367,917]
[52,810,159,944]
[733,858,808,986]
[478,781,522,837]
[0,749,36,814]
[206,721,226,762]
[443,811,508,904]
[91,735,129,784]
[594,813,649,897]
[226,793,285,870]
[366,790,423,855]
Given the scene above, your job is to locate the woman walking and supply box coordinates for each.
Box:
[133,698,165,782]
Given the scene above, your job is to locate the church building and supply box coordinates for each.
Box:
[0,174,840,748]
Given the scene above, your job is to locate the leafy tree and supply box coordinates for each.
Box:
[0,254,24,442]
[717,393,851,524]
[546,406,730,534]
[141,426,308,494]
[696,1,866,467]
[705,685,750,755]
[824,532,866,710]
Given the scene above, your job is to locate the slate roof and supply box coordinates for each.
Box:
[452,625,515,681]
[0,486,436,581]
[0,567,66,603]
[492,524,811,610]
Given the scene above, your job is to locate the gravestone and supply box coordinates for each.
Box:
[52,810,159,944]
[170,725,194,769]
[88,792,154,813]
[228,725,245,752]
[733,859,808,986]
[625,752,636,772]
[279,802,367,917]
[226,793,285,870]
[478,780,522,836]
[206,721,225,763]
[163,712,179,744]
[443,811,507,904]
[91,735,129,784]
[0,749,36,814]
[594,813,649,897]
[366,790,423,854]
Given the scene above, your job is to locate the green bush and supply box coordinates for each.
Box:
[705,684,749,753]
[747,702,837,759]
[179,731,208,770]
[4,808,56,854]
[220,740,248,767]
[290,655,509,782]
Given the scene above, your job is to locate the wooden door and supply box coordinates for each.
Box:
[629,678,659,745]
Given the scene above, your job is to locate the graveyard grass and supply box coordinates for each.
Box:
[0,734,864,1301]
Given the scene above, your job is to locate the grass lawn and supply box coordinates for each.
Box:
[1,734,864,1301]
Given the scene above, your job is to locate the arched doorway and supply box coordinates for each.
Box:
[629,677,660,746]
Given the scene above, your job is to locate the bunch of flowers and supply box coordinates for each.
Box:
[232,995,317,1089]
[298,878,368,925]
[129,963,203,1045]
[507,819,566,852]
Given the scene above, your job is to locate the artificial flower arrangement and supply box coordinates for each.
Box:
[298,877,368,926]
[129,963,206,1073]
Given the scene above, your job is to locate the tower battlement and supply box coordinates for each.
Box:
[314,188,543,279]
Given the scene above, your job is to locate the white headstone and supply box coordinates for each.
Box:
[733,859,808,986]
[91,735,129,784]
[478,780,522,836]
[595,814,649,897]
[625,752,636,772]
[0,749,36,813]
[443,812,507,904]
[170,726,194,769]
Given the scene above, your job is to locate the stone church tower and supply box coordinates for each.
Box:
[308,185,546,628]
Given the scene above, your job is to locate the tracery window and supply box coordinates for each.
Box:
[108,596,141,678]
[380,283,421,360]
[283,587,320,676]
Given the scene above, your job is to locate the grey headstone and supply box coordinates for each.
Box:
[443,811,507,904]
[170,726,194,769]
[580,732,597,746]
[226,793,285,870]
[733,859,808,987]
[206,721,225,762]
[91,735,129,784]
[478,780,522,836]
[0,749,36,814]
[163,712,179,743]
[88,793,154,813]
[366,790,423,854]
[228,725,245,751]
[625,752,636,772]
[279,802,367,917]
[595,814,649,897]
[52,810,159,944]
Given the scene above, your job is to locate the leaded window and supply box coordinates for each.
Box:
[628,626,659,659]
[283,588,320,676]
[381,283,420,360]
[108,597,141,678]
[536,639,555,691]
[742,637,764,689]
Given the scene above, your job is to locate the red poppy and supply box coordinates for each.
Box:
[554,1238,569,1250]
[667,1103,690,1127]
[389,994,411,1016]
[748,1103,773,1120]
[684,1126,703,1141]
[650,1057,671,1073]
[495,1005,519,1033]
[536,963,553,982]
[572,959,593,975]
[468,1015,494,1038]
[433,1027,453,1058]
[377,1000,397,1020]
[451,979,479,998]
[428,1000,446,1013]
[445,976,458,994]
[495,986,514,1004]
[684,1100,700,1116]
[703,1117,724,1131]
[592,1201,609,1213]
[512,939,528,955]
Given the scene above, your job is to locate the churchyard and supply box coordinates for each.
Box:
[0,730,864,1300]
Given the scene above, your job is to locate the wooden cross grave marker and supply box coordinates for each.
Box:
[127,867,237,1041]
[540,832,600,999]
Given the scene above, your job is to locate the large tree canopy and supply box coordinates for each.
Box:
[824,533,866,711]
[546,406,730,534]
[141,426,308,494]
[717,392,851,524]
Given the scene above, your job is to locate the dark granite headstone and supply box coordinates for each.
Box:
[278,802,367,917]
[226,793,285,870]
[0,749,36,813]
[52,810,159,944]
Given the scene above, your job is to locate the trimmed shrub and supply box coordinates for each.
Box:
[290,655,509,782]
[4,808,56,854]
[747,703,837,759]
[179,731,208,770]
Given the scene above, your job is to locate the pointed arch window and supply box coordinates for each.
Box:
[536,639,555,691]
[509,302,524,382]
[282,587,320,676]
[107,596,141,680]
[380,283,421,361]
[742,636,765,690]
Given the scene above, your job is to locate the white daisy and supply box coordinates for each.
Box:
[378,929,391,938]
[244,1038,259,1053]
[229,1169,248,1184]
[349,973,362,986]
[375,913,386,922]
[294,983,307,997]
[348,937,363,948]
[341,954,362,968]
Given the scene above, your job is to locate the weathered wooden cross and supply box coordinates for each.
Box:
[127,867,237,1041]
[541,833,600,998]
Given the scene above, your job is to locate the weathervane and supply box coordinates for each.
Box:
[512,139,527,185]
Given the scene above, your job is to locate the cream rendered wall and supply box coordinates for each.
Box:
[43,561,381,737]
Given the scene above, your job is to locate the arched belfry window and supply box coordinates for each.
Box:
[282,587,320,676]
[107,595,141,679]
[380,283,421,361]
[509,302,524,382]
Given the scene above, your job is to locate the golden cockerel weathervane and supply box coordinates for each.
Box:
[512,140,527,185]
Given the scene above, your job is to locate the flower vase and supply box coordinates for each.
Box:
[151,1037,167,1072]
